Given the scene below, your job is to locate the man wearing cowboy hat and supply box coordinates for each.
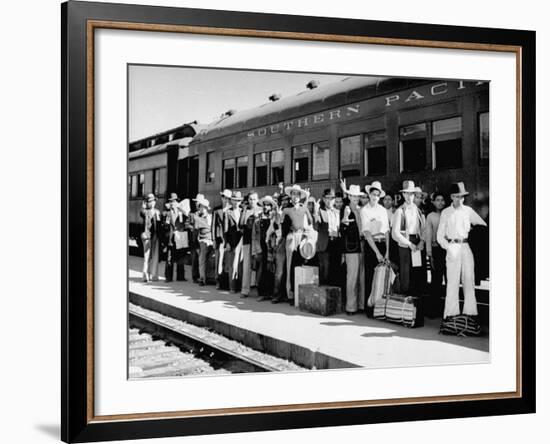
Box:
[392,181,427,296]
[251,195,277,300]
[281,184,314,302]
[193,195,213,286]
[361,181,391,314]
[212,189,232,289]
[224,191,244,293]
[239,191,263,298]
[163,193,187,282]
[437,182,487,319]
[187,193,206,283]
[140,193,161,282]
[339,183,365,314]
[314,188,341,285]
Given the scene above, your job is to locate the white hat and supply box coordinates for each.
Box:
[400,180,422,194]
[449,182,469,196]
[346,184,364,197]
[230,191,244,201]
[284,184,307,199]
[365,181,386,198]
[192,193,205,202]
[195,196,210,209]
[220,189,232,198]
[260,195,276,207]
[299,237,316,260]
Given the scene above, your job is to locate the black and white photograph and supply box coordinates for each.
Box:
[127,66,490,378]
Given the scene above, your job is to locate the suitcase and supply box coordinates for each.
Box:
[298,284,343,316]
[294,266,319,307]
[439,314,481,336]
[373,294,424,328]
[367,262,397,307]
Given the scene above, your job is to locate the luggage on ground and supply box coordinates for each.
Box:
[294,266,319,307]
[373,294,423,328]
[439,314,481,336]
[367,261,396,307]
[298,284,343,316]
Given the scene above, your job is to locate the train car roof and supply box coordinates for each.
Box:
[191,76,433,143]
[129,136,195,160]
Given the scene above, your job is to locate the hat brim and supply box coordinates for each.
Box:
[366,186,386,198]
[168,198,178,202]
[260,198,275,206]
[285,186,307,198]
[401,188,417,193]
[230,196,244,201]
[450,191,469,197]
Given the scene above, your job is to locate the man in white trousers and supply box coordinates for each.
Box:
[437,182,487,319]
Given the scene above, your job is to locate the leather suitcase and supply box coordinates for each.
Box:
[298,284,343,316]
[373,294,424,328]
[294,266,319,307]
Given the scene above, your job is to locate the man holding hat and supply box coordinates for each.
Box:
[361,181,390,313]
[437,182,487,319]
[140,193,161,282]
[281,184,314,302]
[193,195,213,286]
[212,189,231,289]
[392,181,427,296]
[224,191,244,293]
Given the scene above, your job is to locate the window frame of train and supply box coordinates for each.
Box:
[129,172,145,198]
[399,122,428,173]
[479,111,490,166]
[205,151,215,183]
[64,3,535,442]
[292,141,330,183]
[431,116,463,170]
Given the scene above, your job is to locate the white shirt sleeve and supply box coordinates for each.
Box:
[468,207,488,227]
[392,208,412,247]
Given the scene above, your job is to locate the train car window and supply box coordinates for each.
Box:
[158,168,167,196]
[223,159,235,189]
[339,135,361,178]
[270,150,285,185]
[293,145,310,183]
[205,152,215,183]
[400,123,427,173]
[255,152,269,187]
[432,117,462,169]
[312,141,330,181]
[237,156,248,188]
[130,175,138,198]
[479,112,489,165]
[137,172,145,197]
[364,131,387,176]
[152,169,159,195]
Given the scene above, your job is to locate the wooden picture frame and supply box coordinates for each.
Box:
[61,1,536,442]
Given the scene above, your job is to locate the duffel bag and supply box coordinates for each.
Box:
[439,315,481,336]
[373,294,423,328]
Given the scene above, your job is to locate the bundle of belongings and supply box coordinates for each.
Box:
[371,261,424,328]
[439,314,481,336]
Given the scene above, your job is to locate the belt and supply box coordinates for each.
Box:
[447,238,468,244]
[373,236,385,243]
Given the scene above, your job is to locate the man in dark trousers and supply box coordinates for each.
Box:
[163,193,187,282]
[224,191,244,293]
[212,189,231,289]
[314,188,341,285]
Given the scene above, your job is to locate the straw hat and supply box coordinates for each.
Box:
[284,184,307,199]
[195,196,210,209]
[449,182,469,196]
[230,191,244,201]
[346,184,364,197]
[220,189,232,198]
[365,181,386,198]
[299,237,317,260]
[168,192,178,202]
[192,193,205,202]
[400,180,422,193]
[145,193,156,203]
[260,196,276,207]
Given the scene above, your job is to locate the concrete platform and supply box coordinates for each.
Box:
[129,256,489,370]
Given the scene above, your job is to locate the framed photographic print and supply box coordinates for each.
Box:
[61,0,536,442]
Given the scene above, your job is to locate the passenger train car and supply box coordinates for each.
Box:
[188,76,489,209]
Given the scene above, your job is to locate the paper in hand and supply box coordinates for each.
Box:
[411,249,422,267]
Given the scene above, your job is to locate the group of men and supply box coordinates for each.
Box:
[139,178,488,322]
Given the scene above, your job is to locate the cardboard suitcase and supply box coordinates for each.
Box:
[298,284,343,316]
[294,266,319,307]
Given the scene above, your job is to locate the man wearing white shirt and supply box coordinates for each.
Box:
[392,180,426,296]
[437,182,487,319]
[361,182,390,316]
[314,188,341,285]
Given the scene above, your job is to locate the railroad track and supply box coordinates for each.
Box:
[129,303,303,378]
